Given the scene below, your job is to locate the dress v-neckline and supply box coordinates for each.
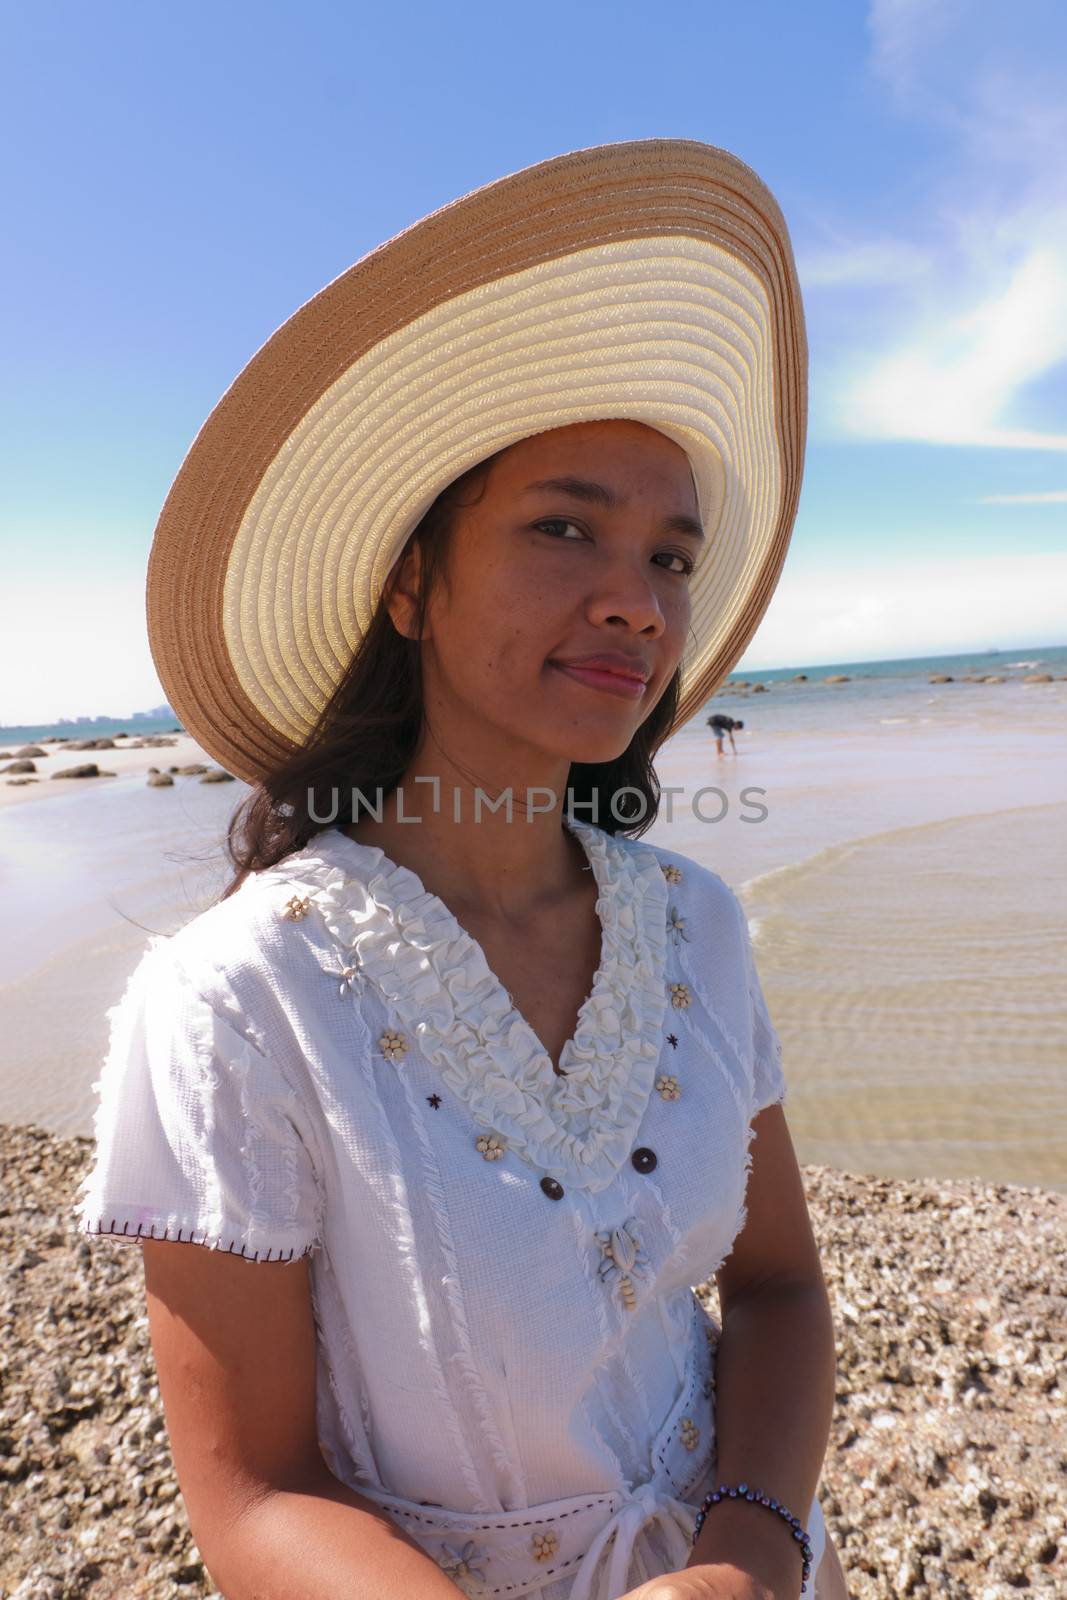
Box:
[327,813,607,1080]
[290,814,672,1192]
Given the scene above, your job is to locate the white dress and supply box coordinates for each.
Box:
[74,815,827,1599]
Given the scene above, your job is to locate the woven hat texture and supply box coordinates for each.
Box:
[146,138,807,784]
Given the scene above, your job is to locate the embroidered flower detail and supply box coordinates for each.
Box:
[336,961,362,999]
[703,1375,716,1397]
[476,1132,507,1161]
[680,1416,700,1451]
[427,1093,442,1109]
[532,1529,559,1562]
[281,893,311,920]
[662,863,683,884]
[379,1029,409,1063]
[656,1074,681,1100]
[438,1539,488,1585]
[667,905,691,946]
[595,1217,649,1311]
[669,982,691,1009]
[666,1033,679,1049]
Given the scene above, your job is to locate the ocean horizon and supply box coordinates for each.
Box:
[2,639,1064,746]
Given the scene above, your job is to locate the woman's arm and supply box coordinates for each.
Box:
[141,1240,466,1599]
[685,1104,837,1595]
[683,1283,836,1596]
[209,1472,470,1599]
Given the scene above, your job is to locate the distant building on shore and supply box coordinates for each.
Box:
[52,703,176,727]
[129,705,175,722]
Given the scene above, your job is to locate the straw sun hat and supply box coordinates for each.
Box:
[146,138,807,786]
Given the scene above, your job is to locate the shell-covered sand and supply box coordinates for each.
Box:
[2,1122,1063,1599]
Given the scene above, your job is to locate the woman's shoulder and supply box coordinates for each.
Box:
[614,828,747,931]
[145,831,353,1016]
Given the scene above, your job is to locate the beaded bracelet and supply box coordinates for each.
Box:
[691,1481,815,1594]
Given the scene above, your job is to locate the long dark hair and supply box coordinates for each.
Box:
[217,449,687,901]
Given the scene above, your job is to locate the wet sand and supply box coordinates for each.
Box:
[738,802,1067,1194]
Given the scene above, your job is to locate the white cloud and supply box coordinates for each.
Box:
[839,246,1067,449]
[798,238,932,289]
[953,61,1067,176]
[829,8,1067,452]
[867,0,965,105]
[739,551,1067,667]
[973,491,1067,505]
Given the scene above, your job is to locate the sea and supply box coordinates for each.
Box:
[2,642,1065,1193]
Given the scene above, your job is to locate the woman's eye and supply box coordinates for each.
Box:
[533,517,585,540]
[533,520,695,577]
[656,552,696,577]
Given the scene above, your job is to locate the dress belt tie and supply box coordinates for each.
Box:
[566,1477,698,1600]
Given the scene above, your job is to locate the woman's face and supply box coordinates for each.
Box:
[393,418,704,772]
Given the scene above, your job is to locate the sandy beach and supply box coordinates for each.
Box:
[0,733,225,809]
[3,1121,1063,1599]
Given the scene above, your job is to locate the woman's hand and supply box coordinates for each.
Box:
[618,1563,780,1600]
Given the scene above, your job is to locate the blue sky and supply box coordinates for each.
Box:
[1,0,1065,722]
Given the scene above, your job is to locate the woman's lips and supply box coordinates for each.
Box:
[549,661,648,700]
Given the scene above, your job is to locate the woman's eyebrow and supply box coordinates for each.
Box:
[521,476,705,541]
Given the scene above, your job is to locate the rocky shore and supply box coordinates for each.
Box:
[2,1121,1063,1599]
[0,734,233,811]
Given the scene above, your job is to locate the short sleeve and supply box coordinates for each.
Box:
[735,903,788,1114]
[73,937,324,1262]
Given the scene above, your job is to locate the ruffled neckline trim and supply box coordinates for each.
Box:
[276,816,669,1193]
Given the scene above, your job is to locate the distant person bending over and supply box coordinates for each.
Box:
[707,712,744,755]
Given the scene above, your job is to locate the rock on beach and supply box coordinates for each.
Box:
[1,1122,1063,1599]
[0,734,235,806]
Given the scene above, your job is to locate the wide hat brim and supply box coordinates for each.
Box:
[147,137,807,785]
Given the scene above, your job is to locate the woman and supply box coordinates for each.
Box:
[76,141,850,1598]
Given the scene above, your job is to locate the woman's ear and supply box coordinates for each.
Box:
[382,542,425,642]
